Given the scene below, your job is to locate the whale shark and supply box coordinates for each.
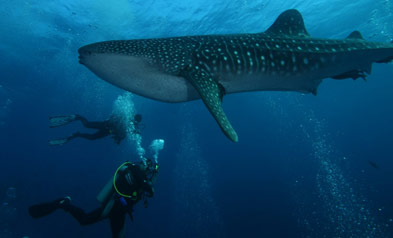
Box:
[78,9,393,142]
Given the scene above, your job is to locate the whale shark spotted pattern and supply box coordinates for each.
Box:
[78,9,393,142]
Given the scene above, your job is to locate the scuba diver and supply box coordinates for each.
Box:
[28,158,159,238]
[48,114,143,146]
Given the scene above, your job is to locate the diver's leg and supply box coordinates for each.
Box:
[109,212,126,238]
[63,203,104,226]
[29,197,71,218]
[108,202,127,238]
[75,115,107,129]
[69,130,109,141]
[48,132,103,145]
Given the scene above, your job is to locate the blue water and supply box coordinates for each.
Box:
[1,0,393,237]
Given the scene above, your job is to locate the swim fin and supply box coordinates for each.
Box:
[49,115,77,128]
[48,138,68,146]
[28,197,70,219]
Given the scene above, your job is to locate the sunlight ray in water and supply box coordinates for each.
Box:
[171,106,225,237]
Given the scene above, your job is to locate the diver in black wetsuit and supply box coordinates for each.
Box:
[28,159,159,238]
[48,114,143,146]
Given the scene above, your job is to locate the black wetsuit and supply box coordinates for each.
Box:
[61,163,156,238]
[70,115,111,140]
[68,115,126,144]
[64,199,128,237]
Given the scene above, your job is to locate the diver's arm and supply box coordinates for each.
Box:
[142,181,154,197]
[150,164,159,184]
[143,164,159,198]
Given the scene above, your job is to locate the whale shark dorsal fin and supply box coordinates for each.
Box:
[265,9,310,37]
[182,65,238,142]
[346,31,364,40]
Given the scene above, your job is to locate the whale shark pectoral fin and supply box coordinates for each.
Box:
[182,66,238,142]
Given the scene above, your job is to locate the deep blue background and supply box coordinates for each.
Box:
[1,0,393,237]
